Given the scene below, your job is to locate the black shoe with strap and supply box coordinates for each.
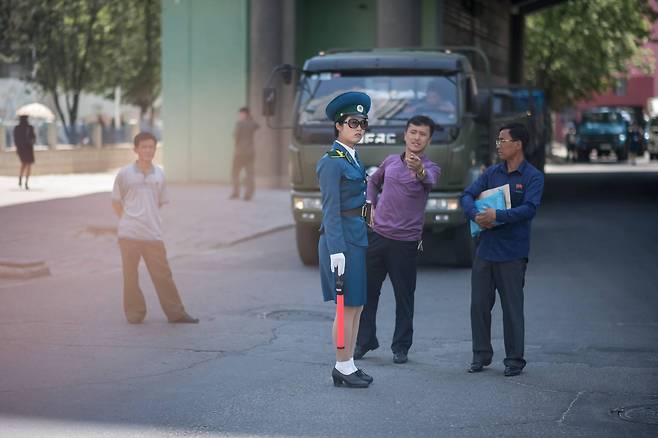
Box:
[332,367,369,388]
[355,368,373,383]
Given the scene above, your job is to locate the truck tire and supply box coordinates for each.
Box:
[296,223,319,266]
[454,224,476,267]
[617,149,628,161]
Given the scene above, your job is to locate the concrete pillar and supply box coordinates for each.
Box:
[0,126,5,150]
[509,12,525,84]
[91,123,102,148]
[377,0,421,47]
[278,0,296,187]
[46,123,58,148]
[250,0,284,188]
[128,123,140,144]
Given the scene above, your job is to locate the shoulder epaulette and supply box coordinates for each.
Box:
[326,149,347,159]
[326,149,356,165]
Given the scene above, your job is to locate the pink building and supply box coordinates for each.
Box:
[575,18,658,116]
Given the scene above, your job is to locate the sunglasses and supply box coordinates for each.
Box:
[495,138,517,146]
[341,119,369,130]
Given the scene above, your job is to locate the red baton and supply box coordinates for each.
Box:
[336,274,345,350]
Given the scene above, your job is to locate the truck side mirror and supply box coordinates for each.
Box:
[281,64,294,85]
[263,87,277,117]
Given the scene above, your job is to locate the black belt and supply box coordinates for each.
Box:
[341,204,367,218]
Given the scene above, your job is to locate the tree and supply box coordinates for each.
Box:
[1,0,161,144]
[125,0,161,124]
[525,0,658,110]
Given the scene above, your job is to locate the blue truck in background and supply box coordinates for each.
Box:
[576,107,631,162]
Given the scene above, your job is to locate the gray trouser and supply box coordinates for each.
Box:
[470,256,527,368]
[118,239,187,322]
[231,153,255,198]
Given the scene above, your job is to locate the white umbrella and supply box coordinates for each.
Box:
[16,103,55,122]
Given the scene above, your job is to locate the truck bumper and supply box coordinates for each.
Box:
[291,190,467,229]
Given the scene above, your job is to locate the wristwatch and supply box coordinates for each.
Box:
[416,167,426,180]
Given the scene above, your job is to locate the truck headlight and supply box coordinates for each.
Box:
[426,198,459,211]
[293,197,322,211]
[618,133,626,143]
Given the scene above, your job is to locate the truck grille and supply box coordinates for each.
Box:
[581,134,616,144]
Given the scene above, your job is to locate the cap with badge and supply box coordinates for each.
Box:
[325,91,371,122]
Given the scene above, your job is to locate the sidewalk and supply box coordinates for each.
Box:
[0,172,293,279]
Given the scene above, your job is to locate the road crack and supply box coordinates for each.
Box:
[558,390,585,426]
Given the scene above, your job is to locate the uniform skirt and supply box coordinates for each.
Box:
[318,234,367,307]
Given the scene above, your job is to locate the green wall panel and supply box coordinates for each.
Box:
[421,0,439,47]
[296,0,377,65]
[162,0,248,182]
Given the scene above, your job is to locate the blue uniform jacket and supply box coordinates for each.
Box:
[316,141,368,254]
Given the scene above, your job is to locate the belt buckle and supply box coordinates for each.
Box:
[361,204,367,218]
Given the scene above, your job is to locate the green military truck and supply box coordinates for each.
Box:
[264,48,537,267]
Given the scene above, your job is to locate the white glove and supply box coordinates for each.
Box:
[330,253,346,277]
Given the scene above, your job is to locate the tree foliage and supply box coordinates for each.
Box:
[0,0,160,143]
[525,0,658,110]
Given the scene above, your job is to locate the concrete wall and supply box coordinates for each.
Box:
[0,145,163,176]
[442,0,512,85]
[162,0,248,183]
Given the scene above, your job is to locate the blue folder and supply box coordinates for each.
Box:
[469,188,507,237]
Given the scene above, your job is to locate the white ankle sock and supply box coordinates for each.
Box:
[335,360,357,375]
[348,358,358,371]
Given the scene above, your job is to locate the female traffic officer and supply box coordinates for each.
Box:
[317,91,373,388]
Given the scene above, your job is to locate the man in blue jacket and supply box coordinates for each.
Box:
[460,123,544,377]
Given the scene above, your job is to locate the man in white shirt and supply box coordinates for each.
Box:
[112,132,198,324]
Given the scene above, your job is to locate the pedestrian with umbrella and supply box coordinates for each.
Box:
[317,91,373,388]
[13,115,36,190]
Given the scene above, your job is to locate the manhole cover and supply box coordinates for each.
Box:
[262,310,333,322]
[612,404,658,425]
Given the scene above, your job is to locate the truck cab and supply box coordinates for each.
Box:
[266,49,506,267]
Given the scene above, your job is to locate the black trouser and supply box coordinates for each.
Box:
[470,256,527,368]
[231,153,255,198]
[357,231,419,354]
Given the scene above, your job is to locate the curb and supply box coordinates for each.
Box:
[0,260,51,280]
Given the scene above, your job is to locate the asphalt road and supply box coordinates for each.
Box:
[1,168,657,437]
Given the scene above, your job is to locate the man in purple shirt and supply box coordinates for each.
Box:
[355,115,441,364]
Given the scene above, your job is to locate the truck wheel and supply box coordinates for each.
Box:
[296,223,319,266]
[617,149,628,161]
[577,150,590,162]
[454,224,476,267]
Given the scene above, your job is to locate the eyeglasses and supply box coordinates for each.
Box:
[341,119,369,130]
[495,138,517,146]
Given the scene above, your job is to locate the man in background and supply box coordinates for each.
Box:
[231,107,259,201]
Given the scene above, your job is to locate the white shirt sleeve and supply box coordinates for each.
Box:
[111,171,123,203]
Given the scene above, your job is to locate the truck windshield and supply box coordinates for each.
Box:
[297,73,459,128]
